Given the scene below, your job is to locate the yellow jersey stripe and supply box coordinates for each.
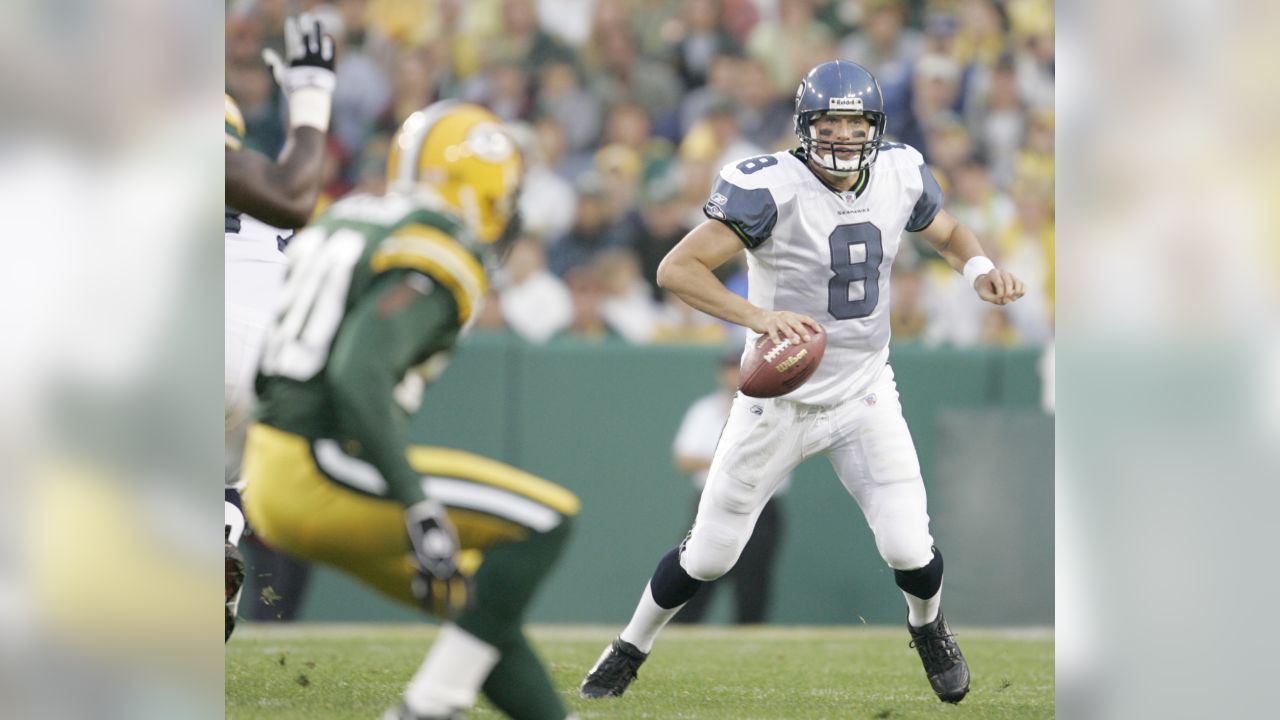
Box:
[225,94,246,151]
[370,224,487,324]
[407,446,581,517]
[225,94,246,134]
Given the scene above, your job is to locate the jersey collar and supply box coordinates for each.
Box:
[790,148,871,199]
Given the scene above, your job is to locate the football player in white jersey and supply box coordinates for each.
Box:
[224,13,335,641]
[580,60,1025,704]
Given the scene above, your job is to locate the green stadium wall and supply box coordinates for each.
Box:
[283,333,1053,627]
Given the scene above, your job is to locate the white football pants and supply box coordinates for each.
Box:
[225,230,288,485]
[680,366,935,580]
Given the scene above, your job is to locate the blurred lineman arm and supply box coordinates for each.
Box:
[225,13,336,228]
[225,133,327,229]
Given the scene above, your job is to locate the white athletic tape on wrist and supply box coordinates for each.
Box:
[288,87,332,132]
[962,256,995,289]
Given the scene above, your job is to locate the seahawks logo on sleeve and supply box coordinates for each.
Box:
[703,173,779,250]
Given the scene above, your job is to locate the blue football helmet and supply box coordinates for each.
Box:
[794,60,887,175]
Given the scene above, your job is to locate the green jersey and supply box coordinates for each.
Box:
[254,191,487,506]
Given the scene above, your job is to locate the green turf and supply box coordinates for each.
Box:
[227,624,1053,719]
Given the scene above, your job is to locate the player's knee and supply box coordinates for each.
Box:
[876,532,934,572]
[680,536,740,581]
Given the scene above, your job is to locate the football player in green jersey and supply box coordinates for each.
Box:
[241,101,580,720]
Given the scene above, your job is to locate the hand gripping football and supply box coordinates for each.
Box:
[739,325,826,398]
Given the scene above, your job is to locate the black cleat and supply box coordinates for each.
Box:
[225,540,246,642]
[379,702,462,720]
[908,611,970,703]
[580,637,648,698]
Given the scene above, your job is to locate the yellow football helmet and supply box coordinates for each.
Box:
[387,101,523,245]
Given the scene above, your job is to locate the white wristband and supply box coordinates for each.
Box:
[288,87,333,132]
[963,256,995,289]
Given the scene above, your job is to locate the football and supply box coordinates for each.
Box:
[739,324,826,398]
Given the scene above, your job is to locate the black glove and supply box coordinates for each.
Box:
[405,500,470,617]
[262,13,337,97]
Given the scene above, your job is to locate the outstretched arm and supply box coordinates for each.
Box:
[225,133,327,228]
[918,209,1026,306]
[657,219,820,343]
[225,13,336,228]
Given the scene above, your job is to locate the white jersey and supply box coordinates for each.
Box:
[704,146,944,406]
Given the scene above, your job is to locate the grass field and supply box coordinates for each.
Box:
[227,624,1053,719]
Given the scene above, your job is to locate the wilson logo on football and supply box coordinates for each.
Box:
[775,348,808,373]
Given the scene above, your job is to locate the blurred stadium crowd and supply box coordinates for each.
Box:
[226,0,1054,347]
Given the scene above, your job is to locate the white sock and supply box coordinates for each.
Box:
[618,583,681,654]
[404,624,500,715]
[904,583,942,627]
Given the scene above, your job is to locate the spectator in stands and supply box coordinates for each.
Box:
[495,0,576,69]
[729,56,794,150]
[482,61,534,123]
[584,23,683,129]
[923,115,973,184]
[596,248,661,344]
[679,52,743,138]
[1017,107,1055,187]
[510,122,578,242]
[499,236,574,343]
[558,264,623,342]
[968,54,1026,186]
[911,53,965,145]
[535,60,603,156]
[386,46,441,130]
[671,0,742,90]
[612,178,692,301]
[547,172,625,277]
[747,0,834,92]
[836,0,922,93]
[947,155,1015,253]
[890,265,929,344]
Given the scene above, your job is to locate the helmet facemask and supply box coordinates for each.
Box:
[797,110,887,176]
